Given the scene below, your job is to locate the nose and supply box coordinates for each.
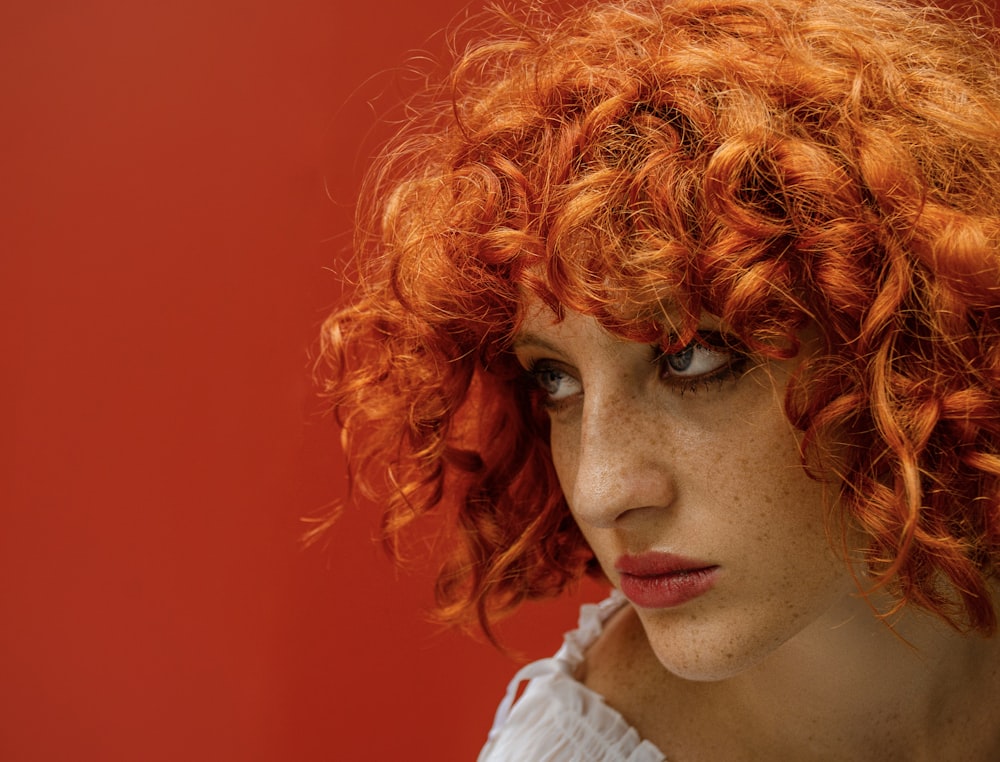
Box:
[559,391,677,529]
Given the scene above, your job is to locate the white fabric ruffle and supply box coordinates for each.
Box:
[477,591,666,761]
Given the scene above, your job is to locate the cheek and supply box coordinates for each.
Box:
[548,425,579,500]
[734,464,849,624]
[695,412,846,589]
[723,443,836,568]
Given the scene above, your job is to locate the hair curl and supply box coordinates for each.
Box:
[321,0,1000,638]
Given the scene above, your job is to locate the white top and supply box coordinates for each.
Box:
[477,592,667,761]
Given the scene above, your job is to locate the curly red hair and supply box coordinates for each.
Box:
[321,0,1000,637]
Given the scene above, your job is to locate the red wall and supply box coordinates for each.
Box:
[1,1,600,760]
[4,1,996,760]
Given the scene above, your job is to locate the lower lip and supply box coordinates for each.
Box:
[618,567,719,609]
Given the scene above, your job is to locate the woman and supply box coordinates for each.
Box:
[322,0,1000,757]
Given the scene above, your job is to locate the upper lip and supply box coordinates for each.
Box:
[615,552,717,577]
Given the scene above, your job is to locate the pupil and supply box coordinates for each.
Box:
[667,345,694,372]
[541,369,562,394]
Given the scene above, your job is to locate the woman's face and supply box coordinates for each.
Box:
[513,302,859,682]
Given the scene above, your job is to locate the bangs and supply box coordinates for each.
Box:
[326,0,1000,635]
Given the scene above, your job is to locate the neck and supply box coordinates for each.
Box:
[674,586,1000,761]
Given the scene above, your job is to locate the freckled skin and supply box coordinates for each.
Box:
[516,304,1000,760]
[517,304,854,681]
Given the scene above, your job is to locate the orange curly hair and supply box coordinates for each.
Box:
[321,0,1000,637]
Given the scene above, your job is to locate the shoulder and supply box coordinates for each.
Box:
[580,604,726,758]
[579,602,680,743]
[478,593,667,762]
[576,597,650,686]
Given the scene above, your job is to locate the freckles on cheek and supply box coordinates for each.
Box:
[549,439,576,500]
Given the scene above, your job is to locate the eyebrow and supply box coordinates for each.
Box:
[510,332,564,355]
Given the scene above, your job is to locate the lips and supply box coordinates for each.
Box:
[616,552,719,609]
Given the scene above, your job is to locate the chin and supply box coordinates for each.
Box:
[651,642,778,683]
[636,609,811,684]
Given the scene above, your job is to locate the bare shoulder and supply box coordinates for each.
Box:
[576,602,645,686]
[574,606,734,759]
[576,603,680,739]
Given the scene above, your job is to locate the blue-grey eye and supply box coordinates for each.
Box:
[532,364,582,401]
[662,341,731,379]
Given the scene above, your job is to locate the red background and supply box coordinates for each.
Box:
[1,0,601,759]
[3,1,996,760]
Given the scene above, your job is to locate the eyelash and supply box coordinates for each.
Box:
[525,331,749,409]
[526,361,579,412]
[655,332,749,395]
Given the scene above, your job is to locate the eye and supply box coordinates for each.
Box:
[529,362,582,405]
[661,342,730,378]
[657,332,747,390]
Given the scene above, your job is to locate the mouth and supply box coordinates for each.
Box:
[615,552,719,609]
